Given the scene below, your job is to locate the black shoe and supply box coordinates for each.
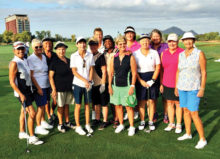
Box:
[98,122,109,130]
[64,122,76,129]
[92,119,101,127]
[48,117,54,125]
[52,114,58,121]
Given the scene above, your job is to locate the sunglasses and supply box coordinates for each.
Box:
[83,59,86,68]
[35,46,42,49]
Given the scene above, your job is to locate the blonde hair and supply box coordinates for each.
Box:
[115,35,127,45]
[31,38,42,48]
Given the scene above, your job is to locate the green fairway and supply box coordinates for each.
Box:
[0,42,220,159]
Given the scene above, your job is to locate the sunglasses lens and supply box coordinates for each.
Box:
[35,46,42,49]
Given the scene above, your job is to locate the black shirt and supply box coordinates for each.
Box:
[43,51,58,68]
[114,55,131,87]
[94,53,106,78]
[49,57,73,92]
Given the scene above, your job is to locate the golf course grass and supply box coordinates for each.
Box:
[0,42,219,159]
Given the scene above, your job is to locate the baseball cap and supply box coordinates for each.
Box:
[103,35,114,43]
[126,94,137,107]
[167,33,178,42]
[54,41,68,49]
[124,26,136,34]
[13,41,25,49]
[139,33,151,41]
[181,32,196,40]
[76,36,87,44]
[42,37,54,43]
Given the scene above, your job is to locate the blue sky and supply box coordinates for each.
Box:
[1,0,220,38]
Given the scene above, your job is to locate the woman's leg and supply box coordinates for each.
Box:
[36,106,44,126]
[175,101,182,125]
[148,99,155,122]
[139,100,146,121]
[85,104,90,125]
[27,105,36,136]
[191,111,206,140]
[64,104,70,123]
[102,106,108,122]
[126,106,134,127]
[95,105,101,120]
[20,106,25,132]
[74,104,81,126]
[115,105,123,125]
[57,106,64,125]
[167,100,175,124]
[183,108,192,135]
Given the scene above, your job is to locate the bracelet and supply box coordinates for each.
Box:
[130,85,135,88]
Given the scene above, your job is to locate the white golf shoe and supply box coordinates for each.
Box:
[35,126,49,135]
[18,132,29,139]
[28,136,44,145]
[41,121,53,129]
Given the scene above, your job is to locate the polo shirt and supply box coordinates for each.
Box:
[133,49,161,73]
[43,51,58,67]
[93,53,106,86]
[70,51,95,87]
[150,43,168,56]
[27,53,50,88]
[49,57,73,92]
[126,41,141,53]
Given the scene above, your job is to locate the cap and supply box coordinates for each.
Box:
[103,35,114,43]
[139,33,151,41]
[124,26,136,34]
[126,94,137,107]
[88,37,98,45]
[13,41,25,49]
[54,41,68,49]
[167,33,178,42]
[76,36,87,44]
[181,32,196,40]
[42,37,54,43]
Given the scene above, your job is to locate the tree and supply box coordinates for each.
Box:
[46,30,51,38]
[35,31,44,40]
[0,34,3,43]
[12,34,19,42]
[55,34,63,41]
[71,34,76,42]
[19,31,31,42]
[3,30,13,44]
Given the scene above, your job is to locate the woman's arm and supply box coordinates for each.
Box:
[129,55,137,95]
[49,70,57,99]
[89,66,94,82]
[101,65,107,85]
[30,70,43,96]
[197,51,207,97]
[108,56,114,95]
[9,62,26,103]
[160,52,164,93]
[174,68,179,97]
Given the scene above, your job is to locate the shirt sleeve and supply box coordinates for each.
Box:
[49,59,55,71]
[155,51,161,65]
[70,54,76,68]
[90,55,95,66]
[100,55,106,66]
[27,56,34,70]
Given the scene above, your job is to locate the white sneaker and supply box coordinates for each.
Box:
[28,136,44,145]
[195,139,207,149]
[134,112,139,120]
[175,124,182,134]
[128,126,135,136]
[92,111,96,120]
[35,126,49,135]
[164,123,175,131]
[75,126,86,135]
[85,124,94,133]
[18,132,29,139]
[138,121,145,130]
[57,124,66,133]
[123,113,128,120]
[149,121,155,131]
[177,134,192,141]
[115,124,125,133]
[41,121,53,129]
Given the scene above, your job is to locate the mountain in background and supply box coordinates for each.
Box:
[162,26,198,35]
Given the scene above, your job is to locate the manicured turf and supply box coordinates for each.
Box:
[0,42,219,159]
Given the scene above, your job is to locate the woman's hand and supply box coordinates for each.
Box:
[84,80,90,89]
[108,85,113,95]
[128,87,134,95]
[160,85,164,93]
[197,89,205,97]
[20,93,26,104]
[140,79,148,87]
[174,88,179,97]
[37,88,43,96]
[51,90,57,99]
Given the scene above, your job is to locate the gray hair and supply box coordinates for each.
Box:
[31,38,42,48]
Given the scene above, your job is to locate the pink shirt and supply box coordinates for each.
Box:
[162,47,184,88]
[115,41,141,57]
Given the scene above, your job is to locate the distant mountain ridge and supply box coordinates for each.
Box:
[162,26,198,35]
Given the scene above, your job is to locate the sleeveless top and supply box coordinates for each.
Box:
[177,48,201,91]
[10,56,32,97]
[113,54,131,87]
[162,47,184,88]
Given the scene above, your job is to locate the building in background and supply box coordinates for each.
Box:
[5,14,30,34]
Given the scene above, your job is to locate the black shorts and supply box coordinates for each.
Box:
[136,72,160,100]
[162,85,179,101]
[92,84,109,106]
[17,93,34,107]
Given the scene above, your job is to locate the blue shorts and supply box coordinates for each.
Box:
[73,85,92,104]
[34,88,50,107]
[136,72,160,100]
[178,89,200,112]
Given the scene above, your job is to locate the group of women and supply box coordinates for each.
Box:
[9,26,207,149]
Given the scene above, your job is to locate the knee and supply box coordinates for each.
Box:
[190,111,199,118]
[29,110,36,119]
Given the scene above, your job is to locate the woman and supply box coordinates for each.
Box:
[133,34,160,131]
[160,33,184,133]
[124,26,141,120]
[150,29,169,123]
[28,39,53,135]
[49,41,75,133]
[70,37,94,135]
[89,38,109,130]
[175,32,207,149]
[9,41,43,145]
[109,35,137,136]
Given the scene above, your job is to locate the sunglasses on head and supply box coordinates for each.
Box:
[83,59,86,68]
[35,46,42,49]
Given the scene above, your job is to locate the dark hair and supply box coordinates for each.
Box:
[150,29,163,42]
[93,27,103,35]
[103,35,115,48]
[124,26,136,41]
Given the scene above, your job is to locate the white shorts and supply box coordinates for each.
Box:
[57,91,74,107]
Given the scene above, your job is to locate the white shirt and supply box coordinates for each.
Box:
[27,53,50,88]
[133,49,161,73]
[70,51,95,87]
